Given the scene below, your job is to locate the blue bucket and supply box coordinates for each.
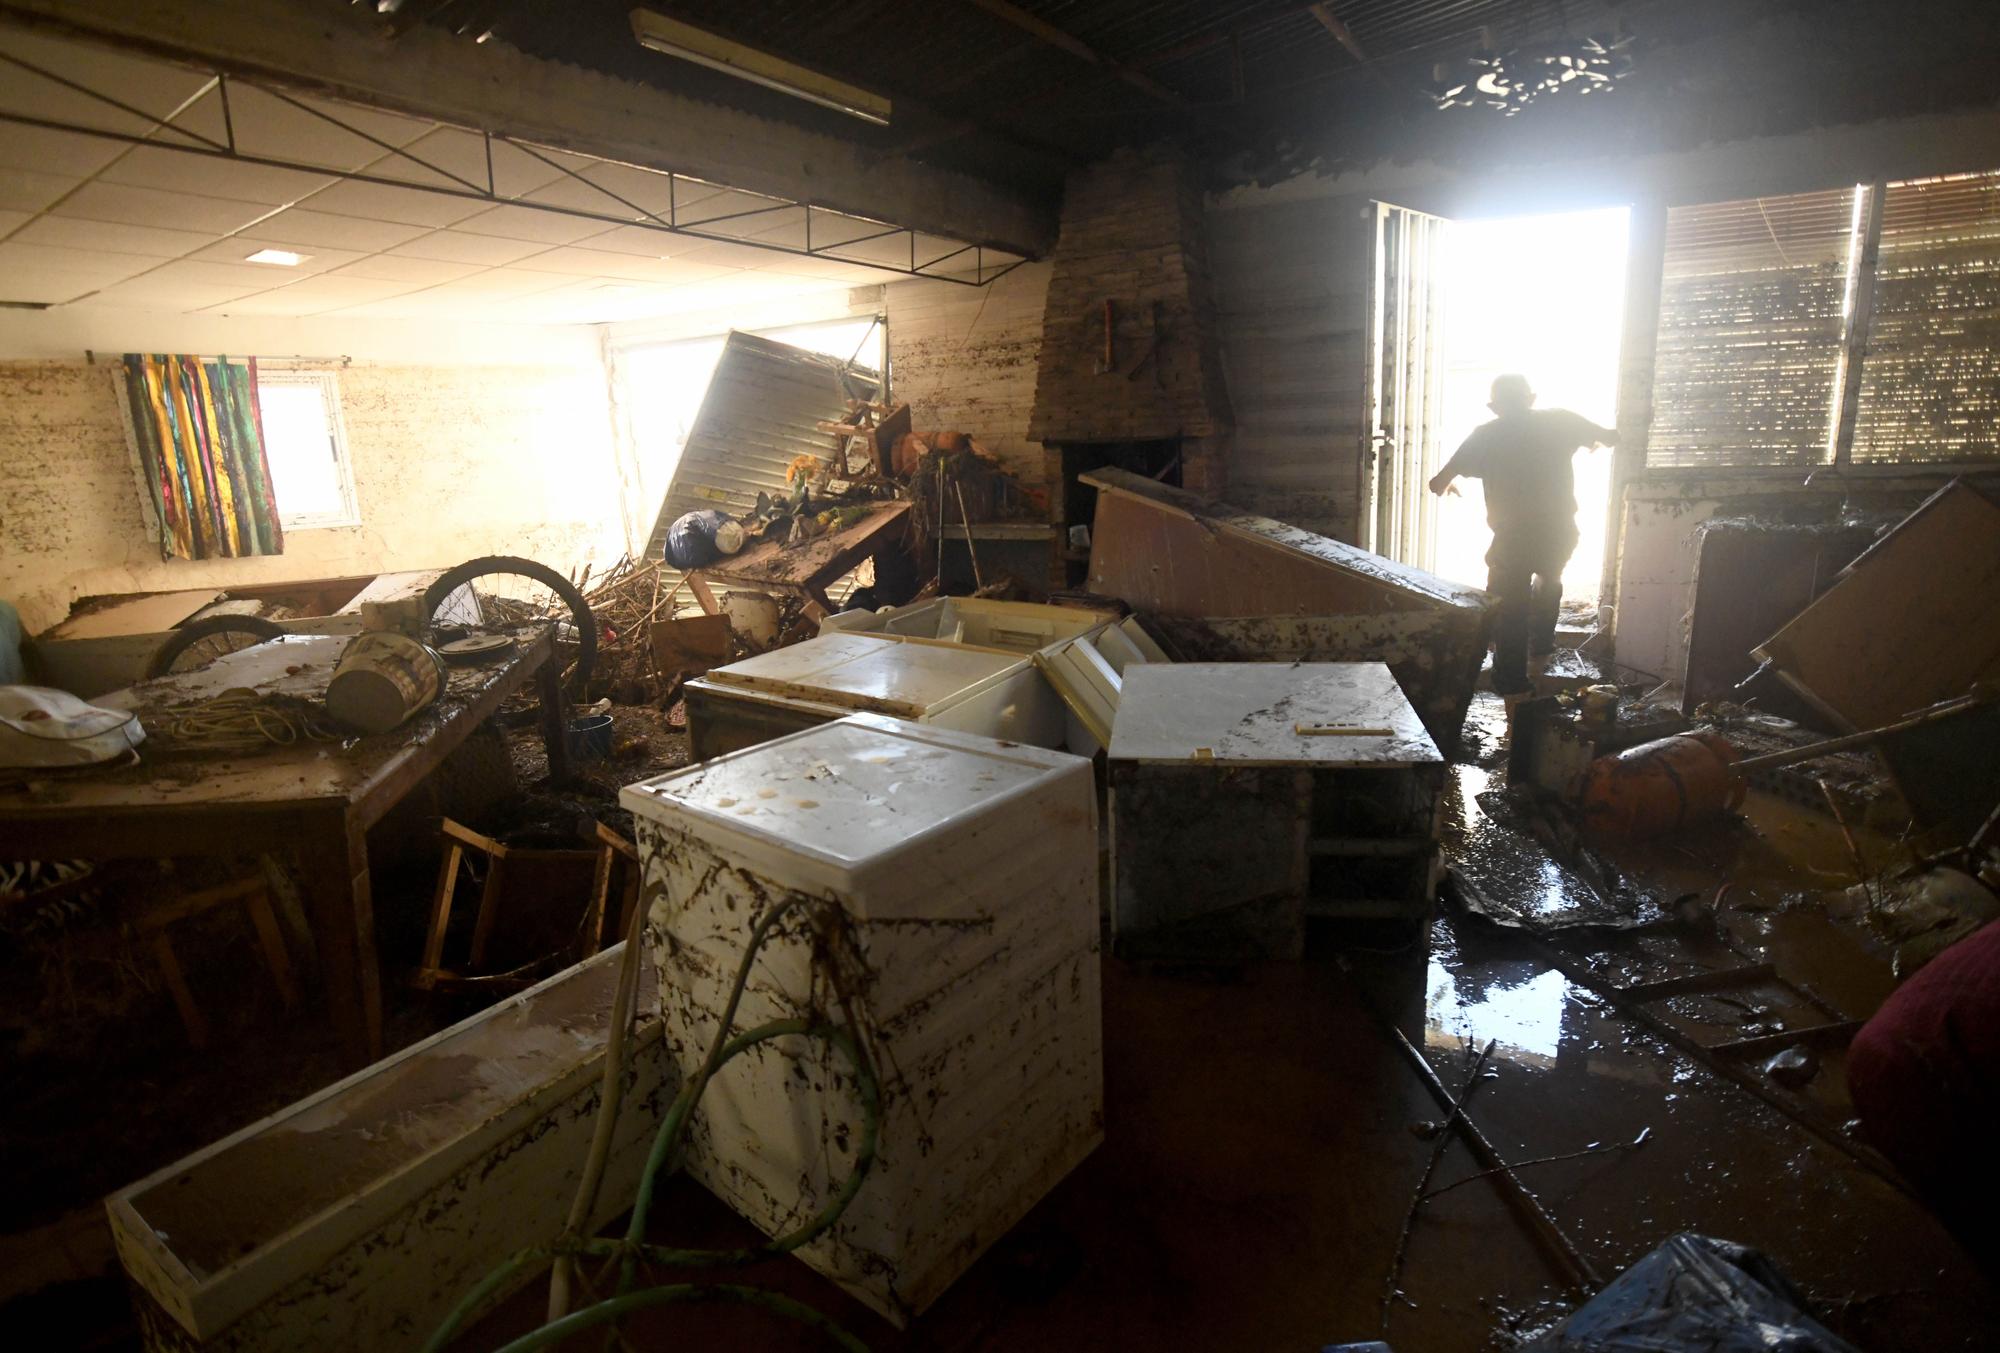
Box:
[565,713,614,762]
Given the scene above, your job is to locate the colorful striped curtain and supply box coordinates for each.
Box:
[120,354,285,560]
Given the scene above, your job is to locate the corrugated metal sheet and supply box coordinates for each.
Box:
[642,331,884,560]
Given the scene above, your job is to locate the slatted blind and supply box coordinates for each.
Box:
[1852,171,2000,462]
[1648,188,1856,468]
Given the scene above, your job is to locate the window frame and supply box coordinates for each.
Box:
[255,367,361,531]
[1645,169,2000,473]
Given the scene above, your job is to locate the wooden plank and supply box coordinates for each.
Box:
[700,500,914,592]
[1755,481,2000,729]
[1081,468,1489,619]
[152,932,209,1050]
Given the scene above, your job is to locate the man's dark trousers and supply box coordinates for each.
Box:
[1485,522,1575,693]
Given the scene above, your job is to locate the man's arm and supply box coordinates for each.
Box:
[1429,432,1481,496]
[1563,410,1618,449]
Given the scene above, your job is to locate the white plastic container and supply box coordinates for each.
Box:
[682,630,1066,760]
[820,595,1118,653]
[620,714,1103,1324]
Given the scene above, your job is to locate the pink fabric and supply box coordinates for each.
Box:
[1849,919,2000,1204]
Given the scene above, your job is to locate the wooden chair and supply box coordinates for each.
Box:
[412,818,638,992]
[137,877,301,1049]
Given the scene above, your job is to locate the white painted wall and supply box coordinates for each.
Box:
[0,308,625,634]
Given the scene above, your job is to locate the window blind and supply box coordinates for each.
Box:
[1851,171,2000,463]
[1648,188,1857,468]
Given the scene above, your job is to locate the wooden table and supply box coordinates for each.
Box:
[688,499,913,622]
[0,626,567,1065]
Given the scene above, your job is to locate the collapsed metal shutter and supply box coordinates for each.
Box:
[1853,170,2000,463]
[640,330,883,560]
[1648,187,1857,469]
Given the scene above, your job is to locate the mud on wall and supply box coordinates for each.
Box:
[0,355,625,634]
[884,262,1053,488]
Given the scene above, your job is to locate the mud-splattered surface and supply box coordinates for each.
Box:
[13,686,1997,1351]
[451,701,1996,1352]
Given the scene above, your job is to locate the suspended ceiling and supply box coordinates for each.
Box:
[0,24,1012,324]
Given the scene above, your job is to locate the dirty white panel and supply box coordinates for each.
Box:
[622,714,1102,1325]
[108,947,674,1352]
[821,595,1118,653]
[1110,662,1441,767]
[687,631,1068,756]
[1036,615,1170,754]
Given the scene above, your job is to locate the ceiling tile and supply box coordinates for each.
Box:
[213,84,434,171]
[206,273,423,315]
[451,203,617,246]
[0,167,82,214]
[372,128,566,200]
[0,124,124,177]
[54,180,277,235]
[189,236,365,275]
[330,253,485,284]
[0,240,169,284]
[252,207,432,251]
[12,214,215,258]
[0,269,105,305]
[0,208,28,238]
[575,223,690,258]
[385,230,551,265]
[296,177,488,228]
[406,267,573,299]
[512,246,733,284]
[144,258,315,291]
[517,175,652,221]
[0,30,213,135]
[95,146,335,206]
[79,274,268,312]
[581,162,705,218]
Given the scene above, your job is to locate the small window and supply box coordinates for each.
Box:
[256,370,359,528]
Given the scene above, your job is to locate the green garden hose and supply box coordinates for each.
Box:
[424,896,881,1352]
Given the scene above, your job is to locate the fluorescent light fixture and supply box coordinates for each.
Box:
[628,7,891,126]
[245,248,309,266]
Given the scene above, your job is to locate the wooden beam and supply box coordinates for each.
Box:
[1307,3,1368,64]
[964,0,1185,106]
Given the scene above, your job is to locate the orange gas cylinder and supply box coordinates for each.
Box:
[1578,731,1746,838]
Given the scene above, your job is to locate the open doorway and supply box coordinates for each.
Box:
[1431,207,1629,604]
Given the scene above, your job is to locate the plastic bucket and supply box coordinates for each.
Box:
[566,713,614,762]
[325,631,445,734]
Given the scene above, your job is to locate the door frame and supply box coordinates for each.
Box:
[1363,200,1450,568]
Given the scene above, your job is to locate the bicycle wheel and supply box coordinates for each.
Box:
[144,615,286,679]
[421,556,597,695]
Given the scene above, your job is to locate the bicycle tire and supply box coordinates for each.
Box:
[144,614,286,679]
[421,555,597,694]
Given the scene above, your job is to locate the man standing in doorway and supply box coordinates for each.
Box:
[1429,374,1616,695]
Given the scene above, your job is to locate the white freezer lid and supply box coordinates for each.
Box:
[622,713,1087,869]
[701,632,1024,716]
[1109,662,1441,767]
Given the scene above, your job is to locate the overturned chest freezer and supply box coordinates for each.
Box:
[620,714,1103,1324]
[682,630,1067,761]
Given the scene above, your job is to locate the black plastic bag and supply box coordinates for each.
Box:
[1524,1233,1858,1351]
[663,509,735,570]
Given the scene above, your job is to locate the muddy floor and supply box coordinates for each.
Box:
[5,691,1996,1350]
[0,696,689,1348]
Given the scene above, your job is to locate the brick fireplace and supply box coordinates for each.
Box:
[1028,144,1235,556]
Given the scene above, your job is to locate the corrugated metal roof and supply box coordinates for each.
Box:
[642,331,886,560]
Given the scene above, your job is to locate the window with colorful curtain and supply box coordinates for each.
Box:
[117,354,285,560]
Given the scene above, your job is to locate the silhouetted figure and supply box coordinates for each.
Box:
[1430,374,1615,695]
